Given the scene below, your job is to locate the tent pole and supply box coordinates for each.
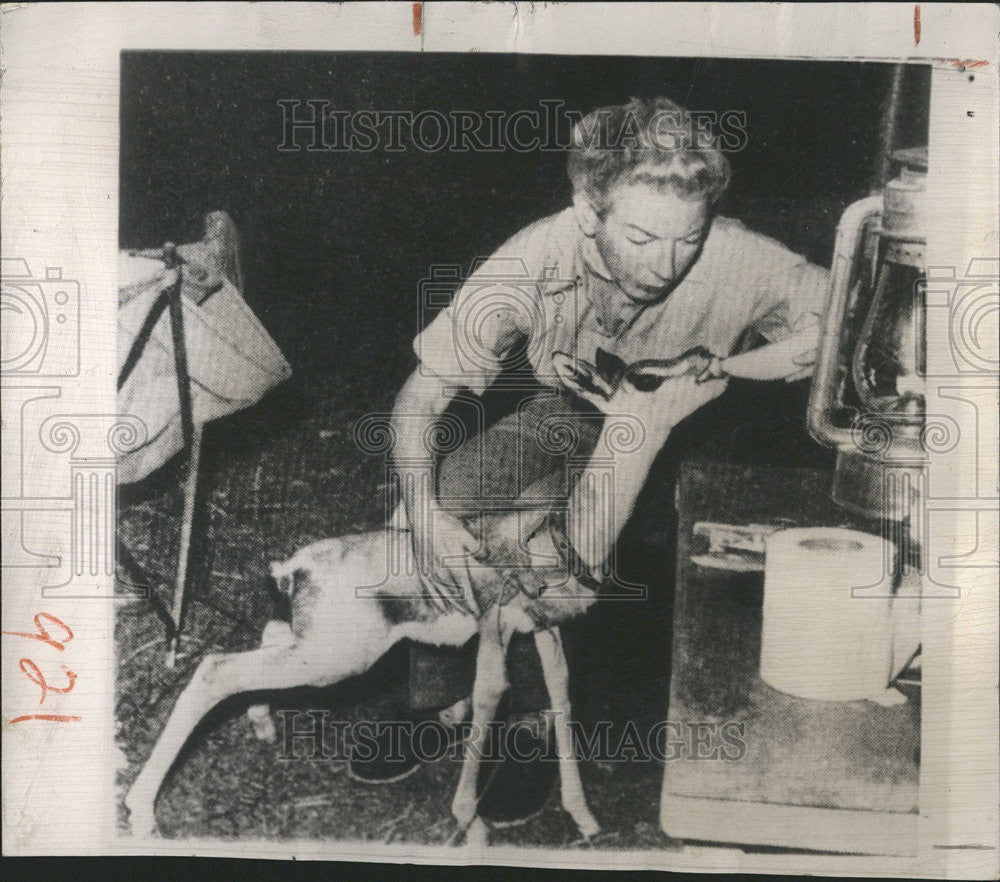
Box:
[165,422,203,669]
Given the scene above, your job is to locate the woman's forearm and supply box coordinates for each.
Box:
[390,369,456,528]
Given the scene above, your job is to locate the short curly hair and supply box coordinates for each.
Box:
[566,97,731,215]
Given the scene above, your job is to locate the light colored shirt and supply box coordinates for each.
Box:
[413,207,830,395]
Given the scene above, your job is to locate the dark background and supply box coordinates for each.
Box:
[120,53,930,390]
[116,54,930,845]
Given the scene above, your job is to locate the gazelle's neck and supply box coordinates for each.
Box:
[567,414,669,578]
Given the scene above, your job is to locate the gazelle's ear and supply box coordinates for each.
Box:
[572,192,601,237]
[521,506,550,541]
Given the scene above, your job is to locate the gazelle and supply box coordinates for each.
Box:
[125,350,725,840]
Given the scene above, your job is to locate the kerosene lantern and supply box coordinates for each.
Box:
[808,146,928,523]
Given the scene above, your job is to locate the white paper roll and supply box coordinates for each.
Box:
[760,527,899,702]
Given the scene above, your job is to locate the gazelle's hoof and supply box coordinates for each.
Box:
[451,794,478,830]
[463,817,490,848]
[125,799,158,836]
[246,704,277,742]
[572,812,601,840]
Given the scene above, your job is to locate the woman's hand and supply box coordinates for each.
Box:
[391,369,482,614]
[409,500,481,614]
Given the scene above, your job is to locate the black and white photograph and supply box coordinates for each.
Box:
[115,51,931,852]
[2,3,997,875]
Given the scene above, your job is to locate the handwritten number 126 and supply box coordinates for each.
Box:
[3,613,81,724]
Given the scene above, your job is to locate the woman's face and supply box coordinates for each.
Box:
[590,181,711,302]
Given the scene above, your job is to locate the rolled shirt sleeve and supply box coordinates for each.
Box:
[748,245,831,343]
[412,232,548,395]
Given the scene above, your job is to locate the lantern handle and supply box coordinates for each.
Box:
[807,196,884,449]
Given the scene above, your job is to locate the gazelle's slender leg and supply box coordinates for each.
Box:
[451,619,508,831]
[127,634,392,835]
[534,626,600,838]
